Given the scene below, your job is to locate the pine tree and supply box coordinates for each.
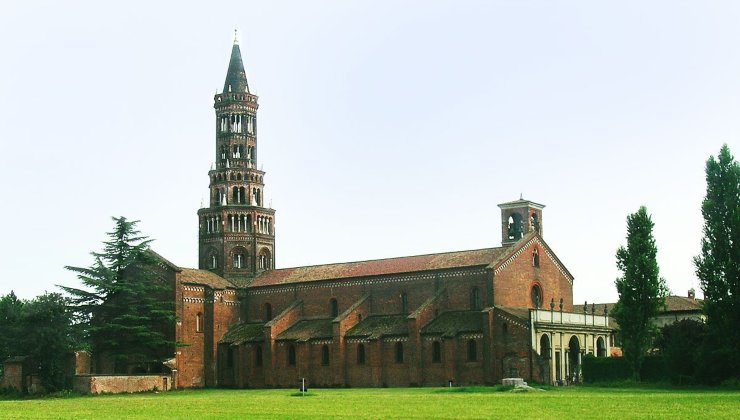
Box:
[612,206,667,379]
[694,144,740,381]
[60,217,175,373]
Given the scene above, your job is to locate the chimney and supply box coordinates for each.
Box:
[688,288,696,300]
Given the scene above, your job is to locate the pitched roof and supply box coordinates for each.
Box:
[220,322,265,345]
[421,311,484,337]
[662,295,703,312]
[345,315,409,339]
[574,295,703,314]
[251,247,507,287]
[147,249,181,272]
[495,306,531,321]
[180,268,236,289]
[275,319,334,342]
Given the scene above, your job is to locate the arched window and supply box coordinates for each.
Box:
[226,347,234,368]
[432,341,441,363]
[531,284,542,308]
[395,342,404,363]
[507,213,524,240]
[210,254,218,269]
[233,248,246,269]
[401,293,409,314]
[330,298,338,318]
[239,187,246,204]
[532,248,540,267]
[232,186,239,203]
[264,303,272,321]
[467,339,477,362]
[470,287,481,310]
[196,313,203,333]
[254,345,263,367]
[531,212,540,233]
[321,345,330,366]
[357,344,366,365]
[258,248,272,270]
[288,344,296,366]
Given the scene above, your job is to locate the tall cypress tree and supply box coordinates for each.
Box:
[60,217,175,373]
[612,206,667,379]
[694,144,740,382]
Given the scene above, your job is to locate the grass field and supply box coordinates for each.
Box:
[1,386,739,419]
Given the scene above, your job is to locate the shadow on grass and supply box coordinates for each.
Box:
[289,391,318,397]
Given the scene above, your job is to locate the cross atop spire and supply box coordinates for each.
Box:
[233,28,239,45]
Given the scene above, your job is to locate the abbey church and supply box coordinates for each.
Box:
[162,38,613,389]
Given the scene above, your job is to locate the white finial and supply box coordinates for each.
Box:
[233,28,239,45]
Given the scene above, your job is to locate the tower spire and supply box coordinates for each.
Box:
[198,35,275,283]
[223,32,249,93]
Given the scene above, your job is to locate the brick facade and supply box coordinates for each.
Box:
[164,37,613,389]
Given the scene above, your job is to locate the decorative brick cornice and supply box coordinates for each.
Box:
[382,336,409,343]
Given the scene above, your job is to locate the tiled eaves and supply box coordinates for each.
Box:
[248,268,488,297]
[494,306,530,329]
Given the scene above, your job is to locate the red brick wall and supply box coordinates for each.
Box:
[175,277,240,388]
[74,375,172,394]
[491,308,532,382]
[493,239,573,311]
[186,235,581,388]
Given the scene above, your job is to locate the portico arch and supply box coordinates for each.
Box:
[596,336,606,357]
[568,335,581,383]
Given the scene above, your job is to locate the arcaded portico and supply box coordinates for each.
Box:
[531,308,612,384]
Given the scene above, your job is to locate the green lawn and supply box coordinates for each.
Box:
[1,386,739,419]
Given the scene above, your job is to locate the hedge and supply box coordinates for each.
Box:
[582,355,668,383]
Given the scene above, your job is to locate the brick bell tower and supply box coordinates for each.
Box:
[197,32,275,285]
[498,197,544,247]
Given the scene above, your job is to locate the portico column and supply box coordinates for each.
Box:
[550,332,556,385]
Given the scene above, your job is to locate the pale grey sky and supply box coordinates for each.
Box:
[1,1,738,303]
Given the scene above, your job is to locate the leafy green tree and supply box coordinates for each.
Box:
[60,217,175,373]
[0,291,24,377]
[0,291,79,391]
[694,144,740,382]
[612,206,667,380]
[21,293,80,391]
[655,319,707,384]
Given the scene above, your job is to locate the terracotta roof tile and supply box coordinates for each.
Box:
[220,322,265,344]
[180,268,236,289]
[345,315,409,339]
[421,311,484,337]
[574,295,703,314]
[252,247,507,287]
[275,319,334,342]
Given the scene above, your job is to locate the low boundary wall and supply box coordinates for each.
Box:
[74,374,172,394]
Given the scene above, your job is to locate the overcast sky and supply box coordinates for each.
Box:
[1,1,738,303]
